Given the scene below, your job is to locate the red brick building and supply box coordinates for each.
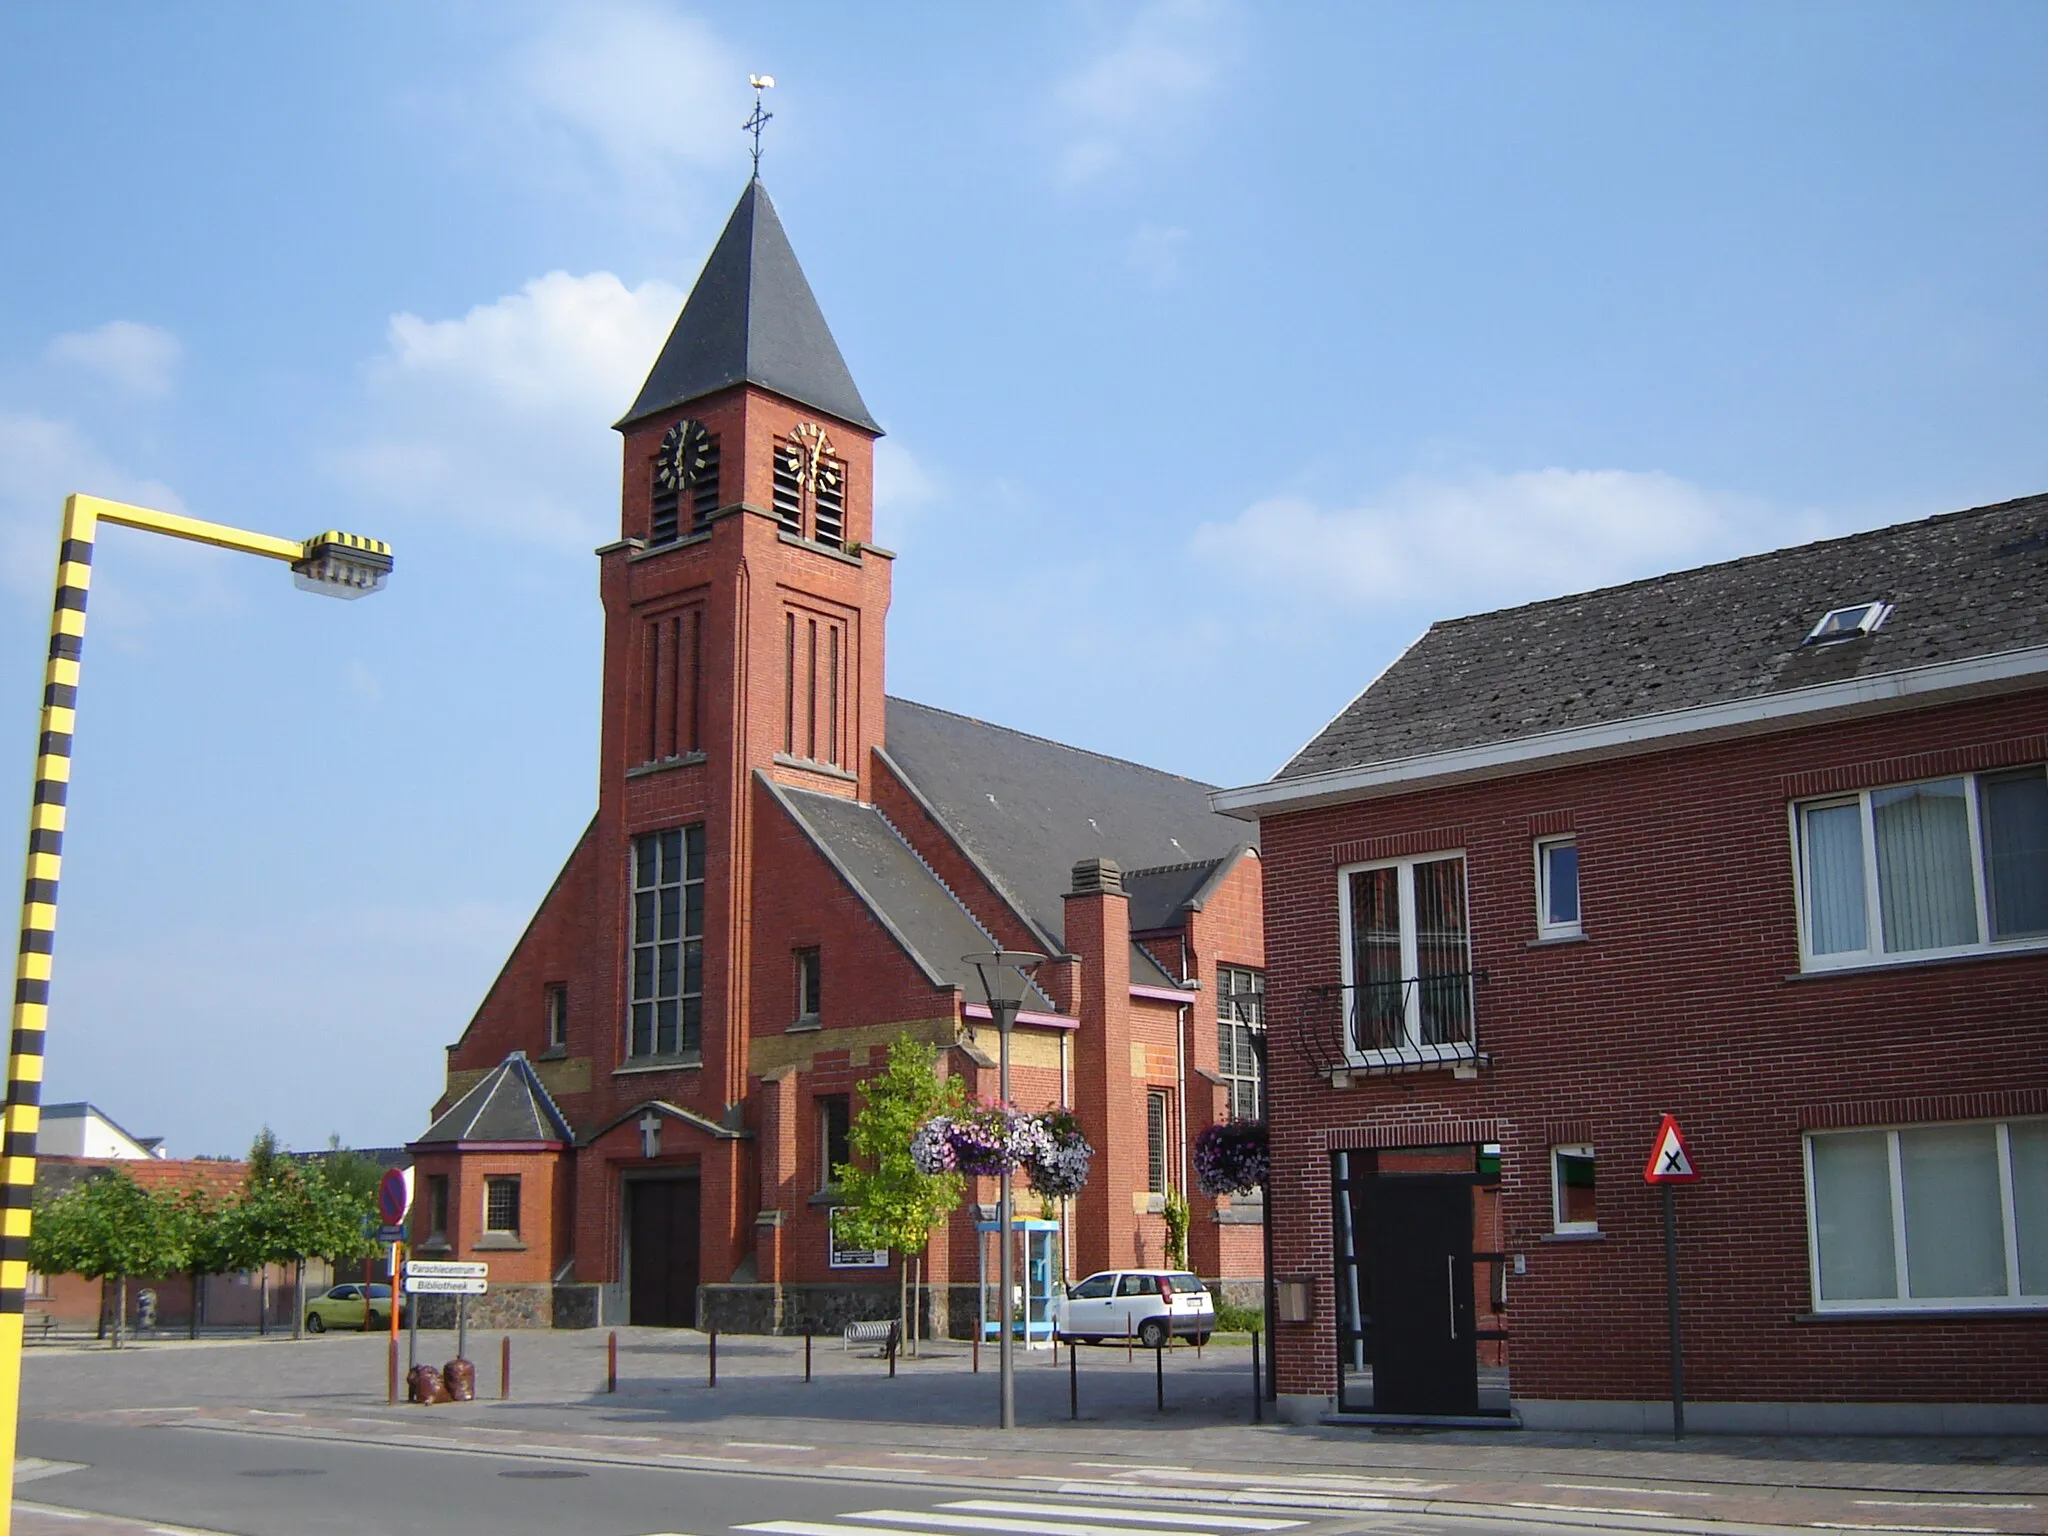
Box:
[411,179,1266,1332]
[1215,495,2048,1432]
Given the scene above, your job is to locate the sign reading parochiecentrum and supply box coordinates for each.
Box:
[403,1260,488,1296]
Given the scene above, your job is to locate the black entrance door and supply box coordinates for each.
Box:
[1360,1174,1477,1416]
[628,1178,700,1327]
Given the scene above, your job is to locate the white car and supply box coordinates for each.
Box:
[1054,1269,1215,1347]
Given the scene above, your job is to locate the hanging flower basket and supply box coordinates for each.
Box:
[911,1101,1052,1178]
[1023,1109,1094,1200]
[911,1103,1094,1197]
[1194,1119,1269,1195]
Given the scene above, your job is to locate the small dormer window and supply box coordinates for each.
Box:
[1804,602,1890,645]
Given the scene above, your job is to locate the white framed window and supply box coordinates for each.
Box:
[794,947,822,1023]
[1793,766,2048,970]
[629,825,705,1058]
[1337,852,1473,1061]
[483,1175,521,1237]
[1805,1119,2047,1312]
[544,982,568,1052]
[1551,1145,1597,1233]
[1217,966,1265,1121]
[1535,837,1581,939]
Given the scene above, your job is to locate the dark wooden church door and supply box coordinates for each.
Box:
[628,1178,700,1327]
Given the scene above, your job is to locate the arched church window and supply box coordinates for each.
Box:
[652,420,718,545]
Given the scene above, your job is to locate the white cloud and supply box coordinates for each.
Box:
[335,270,683,546]
[46,320,182,397]
[1052,0,1229,186]
[1191,467,1830,618]
[872,440,943,548]
[513,2,746,185]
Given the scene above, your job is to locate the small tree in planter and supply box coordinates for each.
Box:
[834,1036,968,1351]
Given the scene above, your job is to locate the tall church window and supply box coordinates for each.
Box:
[1217,966,1265,1121]
[630,825,705,1059]
[782,609,847,768]
[652,420,718,547]
[640,607,703,765]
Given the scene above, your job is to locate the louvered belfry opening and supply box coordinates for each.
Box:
[772,440,804,533]
[690,439,722,530]
[812,457,845,549]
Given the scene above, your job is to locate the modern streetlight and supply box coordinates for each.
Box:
[963,949,1045,1431]
[0,494,392,1536]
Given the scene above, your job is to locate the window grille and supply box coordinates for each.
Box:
[1147,1090,1170,1193]
[483,1176,520,1236]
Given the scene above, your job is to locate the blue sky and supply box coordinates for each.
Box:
[2,2,2043,1155]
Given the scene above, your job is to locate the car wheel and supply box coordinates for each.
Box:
[306,1313,324,1334]
[368,1312,385,1329]
[1191,1332,1212,1347]
[1138,1318,1169,1349]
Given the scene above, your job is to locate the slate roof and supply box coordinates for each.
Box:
[414,1053,571,1146]
[768,780,1057,1011]
[1282,492,2048,780]
[881,698,1255,951]
[618,179,880,434]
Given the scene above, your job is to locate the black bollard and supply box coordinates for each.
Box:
[805,1331,813,1383]
[1155,1339,1165,1411]
[708,1329,718,1388]
[1068,1337,1078,1420]
[1250,1329,1262,1424]
[607,1330,617,1394]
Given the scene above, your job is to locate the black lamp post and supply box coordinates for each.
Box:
[964,949,1045,1431]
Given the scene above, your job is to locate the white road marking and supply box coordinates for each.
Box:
[728,1441,816,1451]
[1856,1504,2036,1512]
[1116,1471,1443,1493]
[1545,1483,1715,1499]
[1075,1464,1190,1472]
[942,1502,1300,1531]
[887,1452,989,1462]
[843,1511,1259,1536]
[1512,1503,1702,1519]
[1810,1525,2005,1534]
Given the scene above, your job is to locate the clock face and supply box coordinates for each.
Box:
[655,420,713,493]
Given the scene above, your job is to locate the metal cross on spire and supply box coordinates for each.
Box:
[744,74,775,177]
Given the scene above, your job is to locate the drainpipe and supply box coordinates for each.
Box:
[1059,1029,1071,1284]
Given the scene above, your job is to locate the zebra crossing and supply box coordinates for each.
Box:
[736,1497,1308,1536]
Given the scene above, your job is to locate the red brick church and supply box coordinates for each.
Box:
[408,179,1265,1331]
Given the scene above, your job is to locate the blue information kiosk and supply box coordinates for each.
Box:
[975,1216,1059,1347]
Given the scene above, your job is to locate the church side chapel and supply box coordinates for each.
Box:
[408,172,1265,1333]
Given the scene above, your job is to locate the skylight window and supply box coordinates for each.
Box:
[1804,602,1890,646]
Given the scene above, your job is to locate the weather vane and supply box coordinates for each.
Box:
[744,75,775,177]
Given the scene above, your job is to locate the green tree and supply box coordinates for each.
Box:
[833,1036,967,1350]
[233,1131,377,1337]
[29,1170,188,1348]
[174,1187,239,1339]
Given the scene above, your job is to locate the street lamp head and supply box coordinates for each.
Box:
[292,531,393,600]
[963,950,1047,1011]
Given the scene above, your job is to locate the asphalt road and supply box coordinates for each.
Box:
[15,1418,1558,1536]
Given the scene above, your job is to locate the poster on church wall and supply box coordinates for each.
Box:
[828,1209,888,1269]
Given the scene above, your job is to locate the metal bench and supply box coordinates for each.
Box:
[842,1319,899,1357]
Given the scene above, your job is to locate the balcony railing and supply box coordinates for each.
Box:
[1292,972,1488,1078]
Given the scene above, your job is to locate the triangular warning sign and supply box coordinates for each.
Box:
[1642,1113,1699,1183]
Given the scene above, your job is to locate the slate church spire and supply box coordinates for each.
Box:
[618,181,880,435]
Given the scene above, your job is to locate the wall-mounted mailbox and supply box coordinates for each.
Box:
[1276,1277,1314,1324]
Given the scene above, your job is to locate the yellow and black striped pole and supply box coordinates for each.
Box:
[0,495,389,1536]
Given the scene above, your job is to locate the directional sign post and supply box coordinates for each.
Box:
[1643,1113,1699,1439]
[404,1261,488,1369]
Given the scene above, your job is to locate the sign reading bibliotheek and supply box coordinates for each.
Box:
[403,1259,489,1296]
